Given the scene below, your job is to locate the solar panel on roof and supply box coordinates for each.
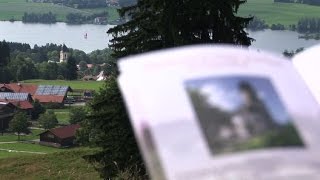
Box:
[0,93,29,101]
[35,85,69,96]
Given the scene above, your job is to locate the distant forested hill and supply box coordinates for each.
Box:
[274,0,320,6]
[33,0,108,9]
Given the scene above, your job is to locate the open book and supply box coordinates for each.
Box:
[118,45,320,180]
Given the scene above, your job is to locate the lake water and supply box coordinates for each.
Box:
[0,21,320,54]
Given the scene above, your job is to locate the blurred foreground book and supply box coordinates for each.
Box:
[118,45,320,180]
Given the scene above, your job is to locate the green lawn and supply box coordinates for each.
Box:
[49,108,71,125]
[22,79,104,91]
[239,0,320,26]
[0,129,43,142]
[0,143,65,154]
[0,0,119,22]
[0,148,100,179]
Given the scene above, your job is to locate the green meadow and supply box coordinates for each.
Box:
[239,0,320,26]
[0,0,119,21]
[22,79,104,91]
[0,148,100,179]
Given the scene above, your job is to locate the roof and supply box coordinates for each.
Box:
[0,100,33,110]
[40,124,81,139]
[0,93,31,101]
[10,101,33,110]
[35,85,71,96]
[0,84,38,95]
[33,95,65,103]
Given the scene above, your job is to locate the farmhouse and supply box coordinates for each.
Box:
[0,102,16,132]
[33,85,72,106]
[39,124,80,147]
[0,93,34,113]
[0,83,37,95]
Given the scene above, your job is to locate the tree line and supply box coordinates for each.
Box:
[34,0,108,8]
[297,17,320,33]
[22,12,57,23]
[66,11,108,24]
[247,16,320,33]
[0,41,115,83]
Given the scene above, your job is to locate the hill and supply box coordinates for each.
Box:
[0,0,119,22]
[239,0,320,26]
[0,148,101,179]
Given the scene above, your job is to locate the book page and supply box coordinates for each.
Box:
[118,46,320,180]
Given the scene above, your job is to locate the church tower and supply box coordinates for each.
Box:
[59,44,69,63]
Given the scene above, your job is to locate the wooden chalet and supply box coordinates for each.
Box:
[39,124,80,147]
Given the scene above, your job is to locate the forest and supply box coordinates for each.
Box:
[22,12,57,23]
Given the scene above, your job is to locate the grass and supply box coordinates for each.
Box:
[49,108,71,125]
[0,143,66,154]
[239,0,320,26]
[22,79,104,91]
[0,0,119,22]
[0,148,101,179]
[0,129,43,142]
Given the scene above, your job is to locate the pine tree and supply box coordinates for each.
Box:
[65,56,78,80]
[108,0,253,58]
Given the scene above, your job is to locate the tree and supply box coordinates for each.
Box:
[69,107,87,124]
[65,56,78,80]
[82,0,253,179]
[108,0,253,58]
[31,99,46,120]
[79,78,144,178]
[38,110,58,130]
[79,60,88,72]
[9,112,30,141]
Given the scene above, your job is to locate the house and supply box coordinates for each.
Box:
[33,85,72,106]
[0,93,34,113]
[0,83,37,95]
[0,102,16,131]
[94,17,107,24]
[39,124,81,147]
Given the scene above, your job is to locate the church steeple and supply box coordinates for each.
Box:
[59,44,69,63]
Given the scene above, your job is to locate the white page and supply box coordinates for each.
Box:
[293,45,320,105]
[118,45,320,180]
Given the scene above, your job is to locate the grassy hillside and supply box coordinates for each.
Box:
[0,148,101,179]
[22,79,104,91]
[0,0,119,22]
[239,0,320,26]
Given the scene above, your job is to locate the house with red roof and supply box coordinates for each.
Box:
[0,92,34,113]
[0,84,72,106]
[0,83,38,95]
[39,124,80,147]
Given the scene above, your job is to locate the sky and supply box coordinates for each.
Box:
[185,76,290,124]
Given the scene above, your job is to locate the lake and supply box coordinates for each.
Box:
[0,21,320,54]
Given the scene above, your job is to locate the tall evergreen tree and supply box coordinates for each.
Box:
[65,56,78,80]
[81,0,253,179]
[108,0,253,58]
[0,41,11,83]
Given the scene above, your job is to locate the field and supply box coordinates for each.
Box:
[0,148,100,179]
[50,108,71,125]
[0,129,43,142]
[239,0,320,26]
[22,79,104,91]
[0,0,119,22]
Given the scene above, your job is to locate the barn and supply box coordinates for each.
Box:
[39,124,80,148]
